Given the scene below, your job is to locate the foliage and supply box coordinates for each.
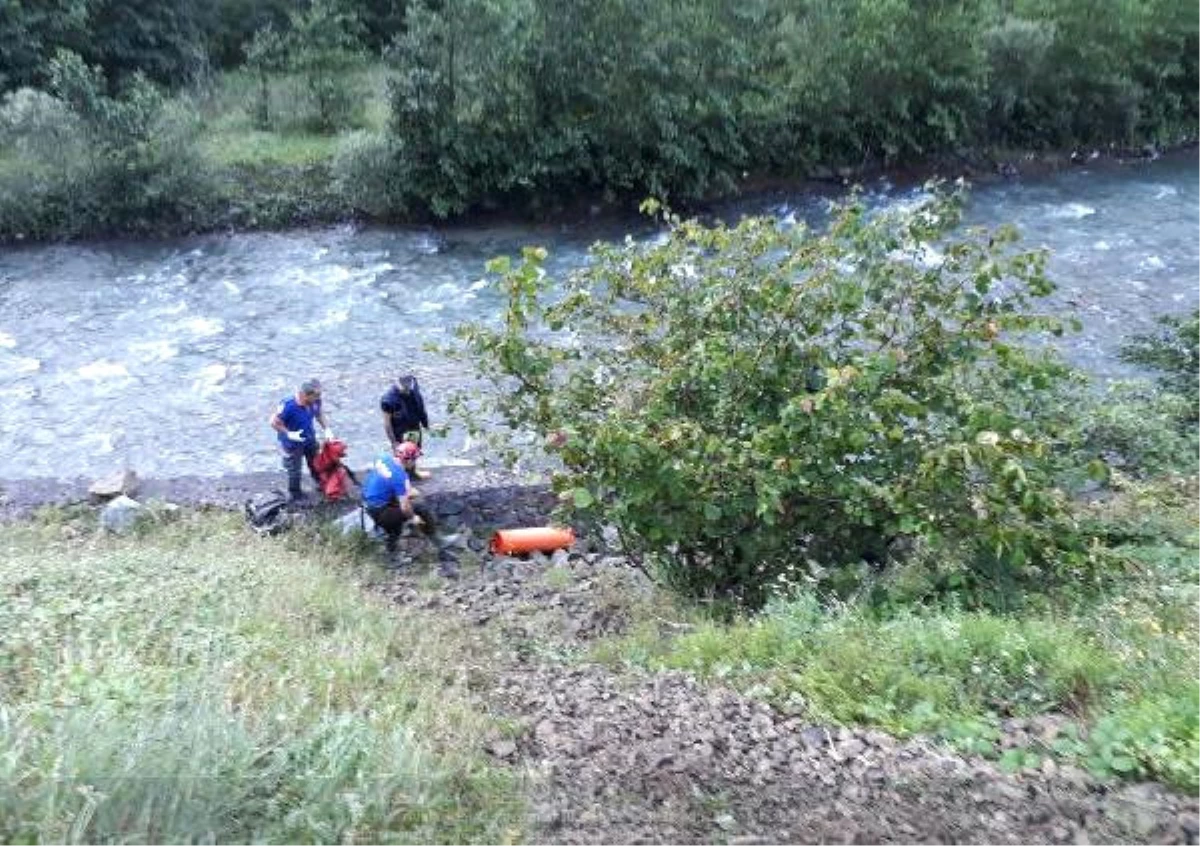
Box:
[281,0,368,133]
[0,0,90,90]
[449,188,1112,606]
[1119,309,1199,420]
[368,0,1197,219]
[1070,383,1197,477]
[332,129,412,218]
[1082,691,1199,788]
[79,0,213,88]
[0,50,218,240]
[0,513,524,843]
[3,0,1198,232]
[652,599,1117,728]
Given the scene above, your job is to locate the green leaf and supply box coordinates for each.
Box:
[571,488,595,508]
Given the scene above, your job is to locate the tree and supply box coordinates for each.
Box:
[450,188,1103,607]
[0,0,90,91]
[81,0,213,88]
[245,24,287,129]
[283,0,365,132]
[209,0,294,68]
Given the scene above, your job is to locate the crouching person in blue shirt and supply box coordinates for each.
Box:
[270,379,326,502]
[362,441,436,555]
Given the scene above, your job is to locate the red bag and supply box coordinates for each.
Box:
[314,439,353,501]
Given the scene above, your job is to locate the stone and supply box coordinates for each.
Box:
[800,726,831,750]
[100,495,147,534]
[487,739,517,759]
[89,469,138,500]
[600,523,621,550]
[838,738,867,759]
[715,814,738,832]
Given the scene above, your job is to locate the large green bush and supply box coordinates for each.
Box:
[452,188,1108,605]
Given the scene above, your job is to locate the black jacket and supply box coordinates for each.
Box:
[381,380,429,434]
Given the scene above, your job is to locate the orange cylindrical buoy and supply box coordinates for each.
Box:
[489,526,576,555]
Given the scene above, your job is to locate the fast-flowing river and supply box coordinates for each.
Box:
[0,154,1195,481]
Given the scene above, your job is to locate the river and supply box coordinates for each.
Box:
[0,154,1195,481]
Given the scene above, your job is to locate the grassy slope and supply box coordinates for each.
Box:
[0,510,523,844]
[592,476,1200,792]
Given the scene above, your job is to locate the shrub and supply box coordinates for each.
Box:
[1085,689,1199,792]
[1072,383,1197,476]
[0,51,219,240]
[1119,309,1199,422]
[332,129,411,219]
[451,187,1108,606]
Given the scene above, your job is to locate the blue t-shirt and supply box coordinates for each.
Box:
[275,396,317,451]
[361,454,411,509]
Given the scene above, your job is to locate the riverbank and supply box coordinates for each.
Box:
[1,139,1195,247]
[0,464,549,524]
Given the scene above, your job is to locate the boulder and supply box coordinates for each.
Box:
[89,469,139,500]
[100,495,147,534]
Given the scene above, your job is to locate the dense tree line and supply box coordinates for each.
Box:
[0,0,1195,235]
[379,0,1198,215]
[0,0,407,89]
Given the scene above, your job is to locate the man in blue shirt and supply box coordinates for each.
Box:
[362,441,434,553]
[269,379,330,502]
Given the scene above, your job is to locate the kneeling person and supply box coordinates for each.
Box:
[362,441,435,554]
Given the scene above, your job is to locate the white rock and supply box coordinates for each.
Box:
[100,495,146,534]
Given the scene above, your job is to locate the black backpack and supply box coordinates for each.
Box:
[244,490,291,536]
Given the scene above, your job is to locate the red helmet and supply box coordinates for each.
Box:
[395,441,421,462]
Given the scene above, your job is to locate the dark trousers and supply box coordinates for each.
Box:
[367,501,437,549]
[282,442,319,497]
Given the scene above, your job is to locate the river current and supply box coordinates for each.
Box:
[0,155,1195,481]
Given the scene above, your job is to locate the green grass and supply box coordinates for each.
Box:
[201,129,341,167]
[194,64,390,168]
[592,480,1200,792]
[0,511,524,844]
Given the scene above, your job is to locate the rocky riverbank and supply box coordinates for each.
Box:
[0,464,552,524]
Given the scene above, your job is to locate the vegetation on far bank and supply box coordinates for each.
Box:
[0,512,524,844]
[0,0,1197,240]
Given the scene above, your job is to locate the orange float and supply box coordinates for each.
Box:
[489,526,576,555]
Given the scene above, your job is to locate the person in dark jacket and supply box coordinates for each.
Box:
[380,373,431,479]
